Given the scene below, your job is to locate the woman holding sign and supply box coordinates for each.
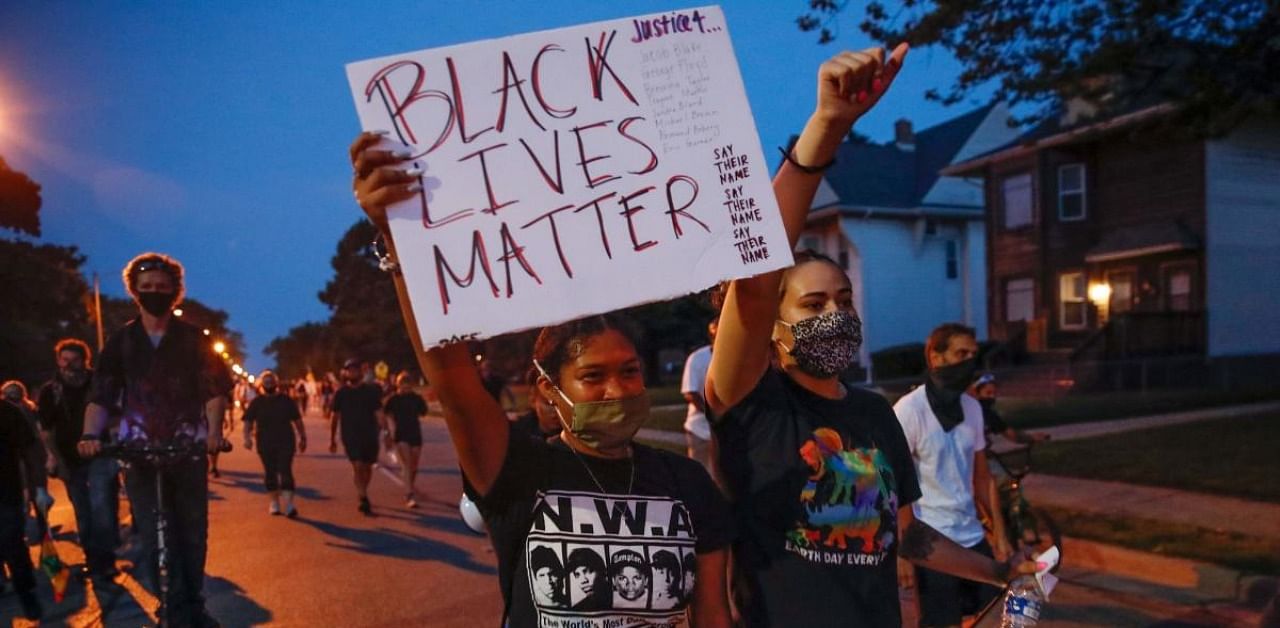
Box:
[703,44,1040,627]
[350,46,952,627]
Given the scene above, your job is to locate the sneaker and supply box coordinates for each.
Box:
[18,589,43,620]
[358,497,373,516]
[406,493,419,509]
[285,505,298,519]
[269,501,281,516]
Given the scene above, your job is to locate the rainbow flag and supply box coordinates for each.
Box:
[37,514,71,602]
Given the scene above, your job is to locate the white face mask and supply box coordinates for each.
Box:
[532,360,651,453]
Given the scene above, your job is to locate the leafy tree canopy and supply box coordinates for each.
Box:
[0,157,41,236]
[798,0,1279,132]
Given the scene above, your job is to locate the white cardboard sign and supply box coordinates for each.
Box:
[346,5,791,346]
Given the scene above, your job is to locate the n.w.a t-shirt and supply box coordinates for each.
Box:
[714,368,921,628]
[470,431,732,628]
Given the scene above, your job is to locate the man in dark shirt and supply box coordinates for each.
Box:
[37,338,121,578]
[1,399,47,620]
[77,253,231,628]
[330,358,386,516]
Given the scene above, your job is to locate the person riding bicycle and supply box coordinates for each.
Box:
[78,252,232,628]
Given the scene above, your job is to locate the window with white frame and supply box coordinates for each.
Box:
[1006,278,1035,323]
[945,241,958,279]
[1058,163,1086,221]
[1002,173,1033,229]
[1059,272,1087,329]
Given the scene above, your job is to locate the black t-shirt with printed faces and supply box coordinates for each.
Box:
[469,431,732,628]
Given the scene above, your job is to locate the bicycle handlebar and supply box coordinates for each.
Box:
[97,439,232,464]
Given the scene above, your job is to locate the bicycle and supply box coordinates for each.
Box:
[986,441,1062,568]
[99,439,231,627]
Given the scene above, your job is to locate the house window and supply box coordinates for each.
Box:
[1059,272,1087,330]
[1058,163,1086,221]
[945,241,958,279]
[1002,173,1033,229]
[1165,267,1194,311]
[1005,278,1035,323]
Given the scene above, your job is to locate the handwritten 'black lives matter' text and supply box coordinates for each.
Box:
[363,30,713,323]
[714,144,768,265]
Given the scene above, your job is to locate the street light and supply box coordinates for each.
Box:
[203,329,211,336]
[213,341,226,354]
[172,308,184,317]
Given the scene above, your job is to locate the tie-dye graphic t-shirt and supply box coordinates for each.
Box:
[469,431,732,628]
[714,368,921,628]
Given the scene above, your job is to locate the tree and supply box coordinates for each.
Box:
[798,0,1280,133]
[265,321,337,381]
[0,157,41,236]
[0,239,92,383]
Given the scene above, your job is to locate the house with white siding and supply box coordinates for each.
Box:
[796,104,1020,376]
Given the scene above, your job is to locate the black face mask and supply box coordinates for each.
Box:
[60,367,89,387]
[137,291,177,317]
[978,397,996,411]
[924,358,978,432]
[263,384,279,394]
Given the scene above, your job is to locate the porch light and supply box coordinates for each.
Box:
[1088,282,1112,304]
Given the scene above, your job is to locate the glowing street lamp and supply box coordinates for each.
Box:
[203,329,211,336]
[212,341,226,354]
[172,308,184,317]
[232,364,244,375]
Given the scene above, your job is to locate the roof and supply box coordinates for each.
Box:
[805,104,998,213]
[941,103,1177,176]
[1085,222,1201,263]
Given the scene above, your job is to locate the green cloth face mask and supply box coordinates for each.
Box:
[532,360,651,453]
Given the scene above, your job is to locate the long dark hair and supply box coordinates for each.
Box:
[531,313,643,386]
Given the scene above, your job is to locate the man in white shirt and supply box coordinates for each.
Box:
[680,316,719,484]
[893,323,1008,628]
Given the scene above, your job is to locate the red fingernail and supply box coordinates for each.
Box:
[856,91,868,103]
[872,78,883,92]
[1037,562,1048,570]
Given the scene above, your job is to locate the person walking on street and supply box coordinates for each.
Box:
[1,400,49,620]
[680,315,720,485]
[242,370,306,517]
[77,252,232,628]
[330,358,386,516]
[36,338,121,578]
[893,324,1010,628]
[382,371,426,508]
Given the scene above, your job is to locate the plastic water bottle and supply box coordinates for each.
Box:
[1000,575,1044,627]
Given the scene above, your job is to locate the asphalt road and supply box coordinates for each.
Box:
[3,405,1247,627]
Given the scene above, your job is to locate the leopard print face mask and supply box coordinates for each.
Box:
[777,310,863,379]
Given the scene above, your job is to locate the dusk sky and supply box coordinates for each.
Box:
[0,1,995,371]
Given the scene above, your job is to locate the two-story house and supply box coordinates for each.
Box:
[943,105,1280,364]
[797,104,1020,376]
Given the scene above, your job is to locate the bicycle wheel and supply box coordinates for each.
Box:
[1017,507,1062,571]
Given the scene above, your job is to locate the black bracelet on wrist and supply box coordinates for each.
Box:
[778,147,836,174]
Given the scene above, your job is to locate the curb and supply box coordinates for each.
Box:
[1058,535,1275,611]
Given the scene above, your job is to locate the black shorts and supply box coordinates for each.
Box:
[342,434,379,464]
[917,537,1001,626]
[394,420,423,447]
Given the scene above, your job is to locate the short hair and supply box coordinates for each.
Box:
[122,252,185,303]
[926,323,977,359]
[532,313,642,387]
[651,549,680,575]
[54,338,92,367]
[530,546,562,574]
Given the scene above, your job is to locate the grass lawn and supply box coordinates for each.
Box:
[1044,506,1280,575]
[1033,413,1280,503]
[999,386,1280,429]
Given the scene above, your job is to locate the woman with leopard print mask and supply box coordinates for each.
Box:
[705,47,1037,628]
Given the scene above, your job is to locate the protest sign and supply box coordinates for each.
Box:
[346,6,792,346]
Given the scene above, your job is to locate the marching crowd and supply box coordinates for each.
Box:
[0,46,1052,627]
